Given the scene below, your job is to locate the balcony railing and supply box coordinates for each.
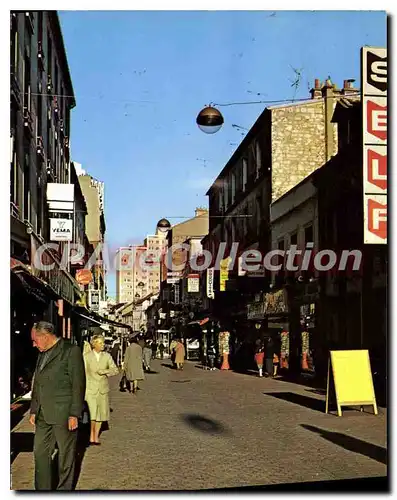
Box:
[23,107,34,136]
[10,201,20,219]
[36,136,45,159]
[37,41,45,71]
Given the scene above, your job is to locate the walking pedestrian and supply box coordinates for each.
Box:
[151,341,158,359]
[254,343,265,377]
[175,338,186,370]
[143,341,152,371]
[123,337,145,394]
[159,342,165,360]
[84,335,119,446]
[110,337,121,367]
[265,336,276,377]
[170,337,178,368]
[207,343,216,370]
[29,321,85,491]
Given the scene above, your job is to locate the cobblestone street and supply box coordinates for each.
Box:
[11,360,387,490]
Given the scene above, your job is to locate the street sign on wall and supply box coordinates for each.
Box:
[206,268,215,299]
[361,46,387,244]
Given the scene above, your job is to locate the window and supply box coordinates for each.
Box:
[47,32,52,76]
[37,92,42,137]
[278,239,285,251]
[10,14,18,76]
[231,173,236,204]
[255,140,261,178]
[290,232,298,246]
[23,149,30,222]
[11,147,19,207]
[304,225,314,247]
[23,51,31,111]
[218,189,224,213]
[242,158,248,192]
[224,179,229,210]
[37,176,43,236]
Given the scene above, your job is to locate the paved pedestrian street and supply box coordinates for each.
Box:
[11,360,387,490]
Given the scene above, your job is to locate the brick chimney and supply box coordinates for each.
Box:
[195,207,208,218]
[310,78,322,99]
[341,79,359,96]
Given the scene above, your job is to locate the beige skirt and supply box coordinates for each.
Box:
[86,392,110,422]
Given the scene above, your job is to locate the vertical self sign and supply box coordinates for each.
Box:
[362,47,387,244]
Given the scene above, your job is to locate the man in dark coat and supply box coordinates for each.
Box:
[29,321,86,490]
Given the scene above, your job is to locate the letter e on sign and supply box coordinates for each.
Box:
[367,100,387,142]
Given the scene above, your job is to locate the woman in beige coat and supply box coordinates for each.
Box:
[123,337,144,394]
[84,335,119,445]
[175,338,186,370]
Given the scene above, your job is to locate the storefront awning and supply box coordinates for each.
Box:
[73,307,132,331]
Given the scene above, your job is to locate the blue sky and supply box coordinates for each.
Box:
[58,10,386,297]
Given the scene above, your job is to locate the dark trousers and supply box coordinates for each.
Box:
[265,358,273,375]
[34,411,78,490]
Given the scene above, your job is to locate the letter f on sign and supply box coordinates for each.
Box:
[369,198,387,240]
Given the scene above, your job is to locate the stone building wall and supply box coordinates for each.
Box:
[271,100,328,202]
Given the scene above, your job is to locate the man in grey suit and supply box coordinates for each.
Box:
[29,321,85,490]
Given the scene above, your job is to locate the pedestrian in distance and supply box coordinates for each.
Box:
[143,341,152,371]
[123,337,145,394]
[84,335,119,446]
[254,343,265,377]
[265,336,276,377]
[151,341,158,360]
[175,338,186,370]
[110,337,121,367]
[207,343,216,370]
[159,342,165,360]
[29,321,85,491]
[170,337,178,368]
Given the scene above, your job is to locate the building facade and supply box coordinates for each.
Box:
[204,78,359,340]
[10,11,84,400]
[78,172,107,308]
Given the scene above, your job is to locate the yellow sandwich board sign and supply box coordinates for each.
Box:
[326,350,378,417]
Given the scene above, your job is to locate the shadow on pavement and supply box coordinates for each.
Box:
[181,414,231,436]
[144,370,159,374]
[263,392,327,413]
[212,476,388,492]
[301,424,387,465]
[11,432,34,464]
[305,388,327,396]
[161,363,176,370]
[73,424,91,489]
[11,401,31,431]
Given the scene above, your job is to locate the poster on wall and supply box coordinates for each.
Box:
[361,46,387,244]
[187,274,200,293]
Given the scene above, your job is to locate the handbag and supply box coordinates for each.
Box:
[119,372,131,392]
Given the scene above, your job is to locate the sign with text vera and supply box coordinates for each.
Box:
[361,46,387,244]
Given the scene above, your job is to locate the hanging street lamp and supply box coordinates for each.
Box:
[196,106,224,134]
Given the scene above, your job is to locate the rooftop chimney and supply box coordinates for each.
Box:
[195,207,208,218]
[342,79,359,96]
[310,78,322,99]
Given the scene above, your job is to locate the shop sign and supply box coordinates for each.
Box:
[50,218,73,241]
[76,269,93,286]
[187,274,200,293]
[247,301,265,320]
[220,257,232,292]
[362,46,387,244]
[206,268,215,299]
[264,289,288,315]
[167,271,182,284]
